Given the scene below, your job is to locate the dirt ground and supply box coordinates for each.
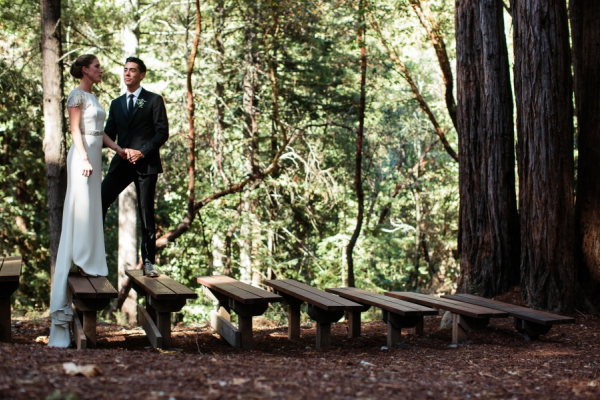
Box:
[1,291,599,400]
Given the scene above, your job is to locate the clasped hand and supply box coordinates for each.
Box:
[118,148,144,164]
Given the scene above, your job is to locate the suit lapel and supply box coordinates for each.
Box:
[128,88,147,125]
[119,94,128,119]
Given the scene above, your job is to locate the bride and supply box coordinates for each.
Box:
[48,55,126,347]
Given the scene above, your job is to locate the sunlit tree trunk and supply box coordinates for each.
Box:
[511,0,576,312]
[572,0,600,312]
[41,0,67,278]
[455,0,519,298]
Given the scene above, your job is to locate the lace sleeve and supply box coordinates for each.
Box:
[66,89,86,108]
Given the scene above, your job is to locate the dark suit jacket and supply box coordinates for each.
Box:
[104,88,169,174]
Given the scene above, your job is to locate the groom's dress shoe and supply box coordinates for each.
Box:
[142,261,160,278]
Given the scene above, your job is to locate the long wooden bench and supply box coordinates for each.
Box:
[0,256,22,342]
[197,275,282,350]
[126,270,197,349]
[264,279,364,349]
[442,293,576,340]
[68,274,118,349]
[326,287,438,347]
[386,292,509,345]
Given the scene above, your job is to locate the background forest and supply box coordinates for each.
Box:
[2,0,499,322]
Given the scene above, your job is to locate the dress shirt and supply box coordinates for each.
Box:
[126,86,143,110]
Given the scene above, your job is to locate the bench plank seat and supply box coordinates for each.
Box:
[266,279,363,312]
[127,270,198,349]
[264,279,363,349]
[442,294,575,340]
[0,256,23,342]
[327,288,437,316]
[327,287,438,346]
[126,270,179,300]
[197,276,283,350]
[67,274,118,349]
[386,292,509,319]
[442,294,574,325]
[0,256,22,282]
[197,275,277,304]
[386,291,509,345]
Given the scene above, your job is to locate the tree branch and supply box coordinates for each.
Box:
[409,0,457,128]
[370,15,458,162]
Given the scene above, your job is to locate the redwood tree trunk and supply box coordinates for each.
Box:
[572,0,600,312]
[511,0,576,312]
[455,0,519,297]
[40,0,67,277]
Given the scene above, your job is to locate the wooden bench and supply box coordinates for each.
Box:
[326,287,438,347]
[386,292,509,345]
[0,256,22,342]
[264,279,364,349]
[126,270,197,349]
[442,293,576,340]
[68,274,118,349]
[197,275,282,350]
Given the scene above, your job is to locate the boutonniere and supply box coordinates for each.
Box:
[136,98,147,109]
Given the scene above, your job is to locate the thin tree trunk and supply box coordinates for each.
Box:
[455,0,519,298]
[572,0,600,312]
[409,0,457,129]
[346,0,368,288]
[512,0,576,312]
[41,0,67,278]
[186,0,202,221]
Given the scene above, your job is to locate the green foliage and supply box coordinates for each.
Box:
[1,0,460,322]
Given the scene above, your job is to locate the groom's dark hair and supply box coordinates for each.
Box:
[125,56,147,73]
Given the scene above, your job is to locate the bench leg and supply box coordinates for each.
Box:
[239,315,253,350]
[387,320,402,347]
[288,304,301,340]
[72,308,87,350]
[83,311,97,349]
[347,311,361,338]
[514,318,552,341]
[452,313,468,345]
[411,318,424,336]
[156,312,172,349]
[0,297,11,343]
[315,322,331,349]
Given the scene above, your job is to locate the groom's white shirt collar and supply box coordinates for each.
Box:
[126,86,143,109]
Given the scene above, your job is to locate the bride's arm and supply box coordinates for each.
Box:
[67,105,93,177]
[102,134,127,159]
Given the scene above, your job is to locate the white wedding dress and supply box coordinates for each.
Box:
[48,89,109,348]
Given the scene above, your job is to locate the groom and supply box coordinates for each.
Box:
[102,56,169,277]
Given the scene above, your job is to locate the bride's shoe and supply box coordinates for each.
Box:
[78,267,91,277]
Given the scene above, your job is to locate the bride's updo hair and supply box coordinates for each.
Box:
[70,54,97,79]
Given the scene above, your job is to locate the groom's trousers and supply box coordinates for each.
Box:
[101,163,158,264]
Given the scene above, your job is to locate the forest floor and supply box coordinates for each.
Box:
[1,288,599,400]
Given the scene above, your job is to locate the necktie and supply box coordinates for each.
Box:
[128,94,135,117]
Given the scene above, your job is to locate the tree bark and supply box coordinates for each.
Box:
[511,0,576,312]
[346,0,367,288]
[40,0,67,278]
[455,0,519,298]
[572,0,600,312]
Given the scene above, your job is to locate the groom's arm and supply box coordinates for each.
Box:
[138,95,169,157]
[104,101,117,143]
